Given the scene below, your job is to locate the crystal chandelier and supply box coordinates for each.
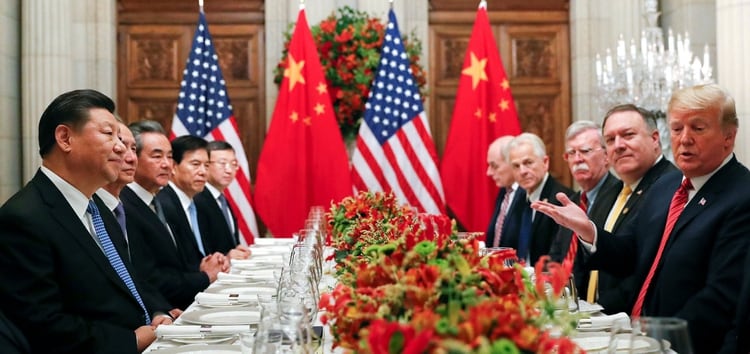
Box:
[594,0,713,117]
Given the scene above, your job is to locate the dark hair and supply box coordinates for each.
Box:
[128,120,167,155]
[171,135,208,164]
[38,89,115,157]
[206,140,235,157]
[602,103,658,132]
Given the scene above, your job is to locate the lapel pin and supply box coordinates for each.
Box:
[622,208,629,214]
[699,198,706,206]
[636,190,643,195]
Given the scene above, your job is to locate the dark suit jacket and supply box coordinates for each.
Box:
[596,158,677,314]
[121,186,210,310]
[548,172,620,295]
[194,188,239,255]
[719,248,750,354]
[501,175,573,265]
[587,157,750,353]
[0,310,29,354]
[485,186,524,248]
[0,171,163,353]
[156,185,206,268]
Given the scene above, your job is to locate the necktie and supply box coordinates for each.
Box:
[564,192,587,269]
[492,187,512,247]
[113,202,127,239]
[151,198,176,247]
[87,200,151,325]
[217,194,235,236]
[631,178,693,317]
[604,184,632,232]
[188,201,206,255]
[517,198,533,262]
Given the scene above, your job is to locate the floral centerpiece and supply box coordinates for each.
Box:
[321,191,581,353]
[274,7,428,142]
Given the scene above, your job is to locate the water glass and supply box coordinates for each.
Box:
[631,317,693,354]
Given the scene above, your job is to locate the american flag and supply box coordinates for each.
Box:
[351,10,445,214]
[171,11,259,244]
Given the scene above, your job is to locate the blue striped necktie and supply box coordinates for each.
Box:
[87,200,151,325]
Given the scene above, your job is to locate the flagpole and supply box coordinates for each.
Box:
[198,0,203,12]
[389,0,394,10]
[479,0,487,9]
[299,0,305,10]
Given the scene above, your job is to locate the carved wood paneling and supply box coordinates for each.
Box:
[117,5,265,182]
[429,10,571,186]
[429,0,569,12]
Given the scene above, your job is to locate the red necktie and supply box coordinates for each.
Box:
[493,187,512,247]
[564,192,587,270]
[631,178,693,317]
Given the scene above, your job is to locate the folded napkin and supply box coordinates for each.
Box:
[216,272,255,283]
[194,292,256,306]
[156,324,250,338]
[587,312,631,329]
[253,238,296,246]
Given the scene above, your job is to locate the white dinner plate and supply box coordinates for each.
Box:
[168,335,237,345]
[205,285,278,296]
[181,308,261,326]
[150,344,241,353]
[572,333,610,352]
[611,334,663,353]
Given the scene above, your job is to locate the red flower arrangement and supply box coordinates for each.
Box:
[321,191,582,353]
[274,7,428,142]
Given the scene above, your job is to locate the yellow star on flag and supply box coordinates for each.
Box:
[474,108,482,119]
[489,112,497,122]
[314,103,325,115]
[500,79,510,90]
[316,82,327,95]
[289,111,299,122]
[284,54,306,91]
[499,99,510,111]
[461,52,488,90]
[303,116,312,126]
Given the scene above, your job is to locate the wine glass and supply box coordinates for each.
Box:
[631,317,693,354]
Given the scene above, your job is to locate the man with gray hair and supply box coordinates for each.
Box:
[502,132,573,264]
[485,136,524,248]
[549,121,620,295]
[535,84,750,352]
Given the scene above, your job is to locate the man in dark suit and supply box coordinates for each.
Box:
[195,140,251,259]
[156,136,229,274]
[548,121,620,296]
[0,89,170,353]
[593,104,677,313]
[535,84,750,353]
[96,122,183,316]
[502,132,573,265]
[123,120,224,310]
[485,136,522,248]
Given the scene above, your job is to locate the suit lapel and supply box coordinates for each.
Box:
[32,173,134,297]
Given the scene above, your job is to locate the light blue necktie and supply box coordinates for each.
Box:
[87,200,151,325]
[188,201,206,255]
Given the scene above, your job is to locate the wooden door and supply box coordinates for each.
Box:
[429,0,572,186]
[117,0,265,179]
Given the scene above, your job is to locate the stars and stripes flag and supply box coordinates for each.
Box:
[171,10,260,244]
[439,1,522,232]
[351,9,445,214]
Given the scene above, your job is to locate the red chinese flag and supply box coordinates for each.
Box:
[439,2,522,232]
[254,8,352,237]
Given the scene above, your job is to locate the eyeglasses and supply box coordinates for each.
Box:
[563,147,603,160]
[210,160,240,171]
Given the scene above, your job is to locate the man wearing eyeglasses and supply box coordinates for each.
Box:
[549,121,620,297]
[194,140,251,259]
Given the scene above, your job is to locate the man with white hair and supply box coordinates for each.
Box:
[485,135,523,248]
[501,132,573,264]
